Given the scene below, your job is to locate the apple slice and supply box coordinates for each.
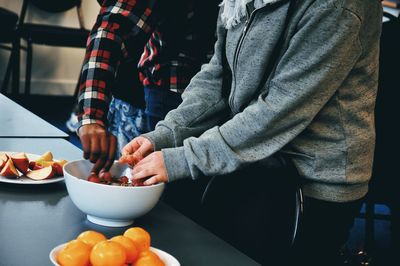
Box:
[51,162,64,176]
[56,159,68,167]
[0,158,20,178]
[0,152,8,161]
[0,159,6,170]
[35,151,53,162]
[0,153,9,170]
[26,166,55,180]
[10,152,29,174]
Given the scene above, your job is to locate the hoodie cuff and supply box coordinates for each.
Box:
[162,147,191,182]
[142,126,175,151]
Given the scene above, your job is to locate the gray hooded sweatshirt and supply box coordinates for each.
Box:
[143,0,383,202]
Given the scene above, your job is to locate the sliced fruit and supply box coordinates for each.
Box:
[0,159,6,171]
[87,173,101,183]
[0,158,19,178]
[36,159,66,167]
[0,152,8,161]
[35,151,53,162]
[10,152,29,174]
[56,159,68,166]
[52,162,64,176]
[26,166,55,180]
[35,160,56,167]
[29,161,44,170]
[0,153,9,171]
[99,171,112,182]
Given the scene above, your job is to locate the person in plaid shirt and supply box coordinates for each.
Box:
[76,0,219,172]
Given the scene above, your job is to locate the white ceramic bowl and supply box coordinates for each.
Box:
[63,160,165,227]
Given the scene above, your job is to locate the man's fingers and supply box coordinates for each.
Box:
[132,162,153,180]
[143,175,163,186]
[80,134,91,160]
[119,154,139,166]
[121,139,141,156]
[100,133,109,160]
[103,134,117,171]
[91,156,106,174]
[133,144,151,161]
[89,136,101,163]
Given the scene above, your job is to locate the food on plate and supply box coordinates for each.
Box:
[26,166,55,180]
[135,250,165,266]
[10,152,29,174]
[77,231,107,248]
[90,241,127,266]
[57,239,91,266]
[56,227,165,266]
[0,158,19,178]
[36,151,53,161]
[123,227,151,253]
[0,152,9,170]
[0,151,67,180]
[110,236,139,264]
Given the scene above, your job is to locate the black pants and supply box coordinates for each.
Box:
[162,163,362,266]
[163,160,299,265]
[290,196,363,266]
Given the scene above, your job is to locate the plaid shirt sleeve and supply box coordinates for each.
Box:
[77,0,157,128]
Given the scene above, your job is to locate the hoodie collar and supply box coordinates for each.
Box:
[220,0,283,29]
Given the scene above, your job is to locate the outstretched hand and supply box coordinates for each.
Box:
[119,136,154,167]
[78,124,117,173]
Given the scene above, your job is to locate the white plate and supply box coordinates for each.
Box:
[0,152,64,185]
[50,243,180,266]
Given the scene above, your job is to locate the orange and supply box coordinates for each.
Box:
[57,239,91,266]
[77,230,107,248]
[123,227,151,252]
[90,240,126,266]
[135,250,165,266]
[110,235,139,264]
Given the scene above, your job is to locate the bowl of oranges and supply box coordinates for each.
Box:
[50,227,180,266]
[63,160,165,227]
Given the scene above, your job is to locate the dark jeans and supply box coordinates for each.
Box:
[163,158,300,265]
[290,196,363,266]
[163,160,363,266]
[144,85,182,121]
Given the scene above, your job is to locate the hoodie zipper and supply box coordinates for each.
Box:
[230,5,258,114]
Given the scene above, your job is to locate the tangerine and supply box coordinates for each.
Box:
[90,240,126,266]
[110,235,139,264]
[77,230,107,248]
[57,239,91,266]
[123,227,151,252]
[135,250,165,266]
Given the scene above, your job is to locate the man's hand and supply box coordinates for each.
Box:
[78,124,117,173]
[119,136,154,166]
[131,151,168,185]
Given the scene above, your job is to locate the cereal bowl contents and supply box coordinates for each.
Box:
[63,160,165,227]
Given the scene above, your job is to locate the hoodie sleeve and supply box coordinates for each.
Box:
[161,4,369,181]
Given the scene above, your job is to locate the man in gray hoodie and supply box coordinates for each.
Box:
[119,0,382,264]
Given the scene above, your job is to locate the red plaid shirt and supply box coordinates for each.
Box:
[77,0,217,127]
